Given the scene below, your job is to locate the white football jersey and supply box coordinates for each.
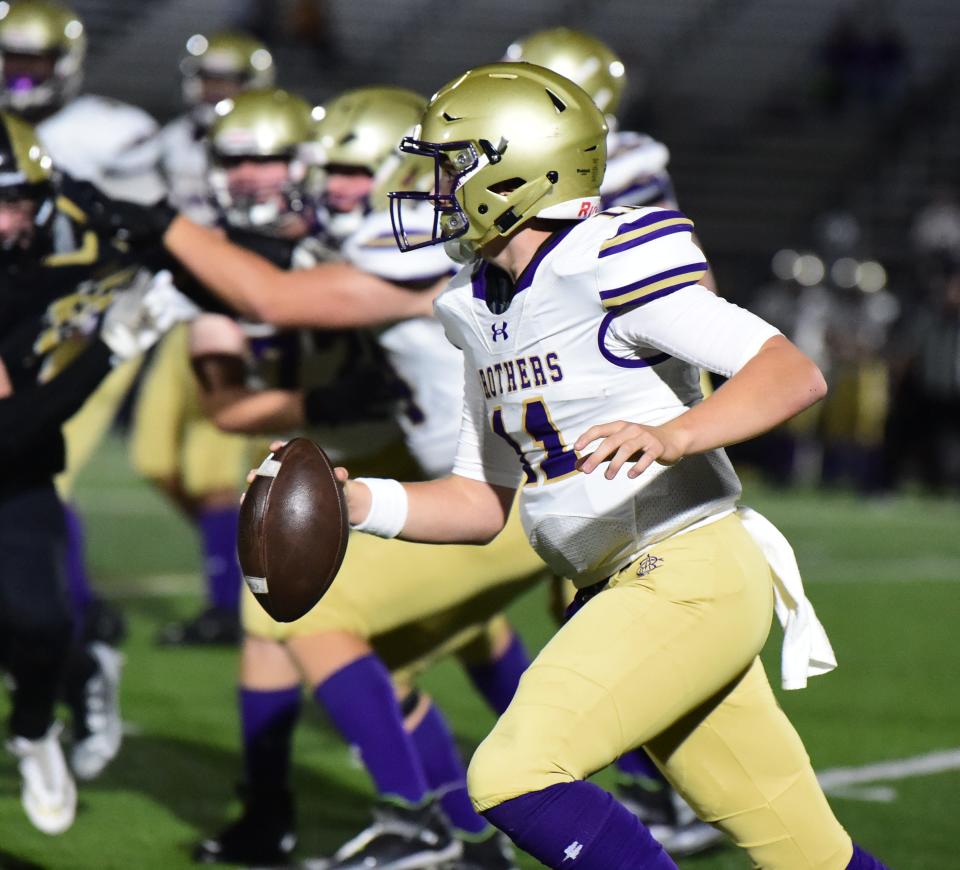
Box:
[343,208,462,478]
[37,94,164,204]
[156,113,216,224]
[601,130,675,210]
[438,207,780,585]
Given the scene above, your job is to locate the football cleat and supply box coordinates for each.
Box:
[6,721,77,835]
[69,641,124,780]
[303,799,460,870]
[617,778,726,858]
[455,831,519,869]
[194,788,296,866]
[80,596,128,646]
[156,606,241,646]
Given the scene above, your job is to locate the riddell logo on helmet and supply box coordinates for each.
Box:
[578,201,598,218]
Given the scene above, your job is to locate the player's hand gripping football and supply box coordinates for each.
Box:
[575,420,689,479]
[245,440,371,526]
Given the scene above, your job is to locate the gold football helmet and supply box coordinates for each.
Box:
[314,85,425,175]
[207,88,317,235]
[0,109,55,253]
[181,30,275,126]
[504,27,626,117]
[390,62,607,261]
[313,85,426,233]
[0,0,86,115]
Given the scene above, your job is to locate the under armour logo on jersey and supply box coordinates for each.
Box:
[491,321,509,341]
[636,553,664,577]
[563,841,583,861]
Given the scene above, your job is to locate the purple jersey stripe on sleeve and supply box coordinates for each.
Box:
[599,261,709,301]
[606,208,685,238]
[598,222,694,259]
[603,280,700,313]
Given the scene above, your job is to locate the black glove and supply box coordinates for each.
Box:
[59,174,178,245]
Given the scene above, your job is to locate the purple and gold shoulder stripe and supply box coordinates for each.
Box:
[598,209,694,259]
[599,261,708,311]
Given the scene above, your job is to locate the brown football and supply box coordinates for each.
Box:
[237,438,349,622]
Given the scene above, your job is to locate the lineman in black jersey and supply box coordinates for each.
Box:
[0,111,189,834]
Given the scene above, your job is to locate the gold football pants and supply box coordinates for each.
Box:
[129,324,248,497]
[467,514,852,869]
[56,358,143,499]
[242,507,546,676]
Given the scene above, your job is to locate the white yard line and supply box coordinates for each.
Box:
[818,748,960,802]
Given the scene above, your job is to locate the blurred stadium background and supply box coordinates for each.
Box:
[2,0,960,867]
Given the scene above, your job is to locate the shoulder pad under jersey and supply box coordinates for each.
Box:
[343,208,454,283]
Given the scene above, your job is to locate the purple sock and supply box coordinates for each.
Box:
[616,749,666,783]
[484,781,676,870]
[239,685,301,795]
[410,702,489,836]
[315,655,429,805]
[199,505,243,612]
[464,630,530,716]
[62,503,94,621]
[847,844,890,869]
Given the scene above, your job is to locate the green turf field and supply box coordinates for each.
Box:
[1,439,958,869]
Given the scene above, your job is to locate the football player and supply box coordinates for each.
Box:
[175,86,534,870]
[503,27,724,855]
[0,111,188,834]
[157,30,275,223]
[0,0,165,776]
[130,32,276,647]
[328,63,888,870]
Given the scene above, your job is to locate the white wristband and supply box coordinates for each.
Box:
[351,477,409,539]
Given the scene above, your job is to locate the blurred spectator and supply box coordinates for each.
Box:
[748,227,899,492]
[818,278,897,492]
[748,252,834,485]
[911,188,960,257]
[241,0,338,65]
[881,254,960,494]
[817,3,908,115]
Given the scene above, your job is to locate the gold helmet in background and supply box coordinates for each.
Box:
[0,0,85,116]
[181,30,275,127]
[207,87,318,235]
[504,27,626,117]
[0,109,56,253]
[313,85,426,232]
[390,62,607,262]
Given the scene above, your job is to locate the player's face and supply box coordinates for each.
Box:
[0,197,38,252]
[225,157,290,204]
[324,165,374,214]
[2,50,57,93]
[223,157,308,238]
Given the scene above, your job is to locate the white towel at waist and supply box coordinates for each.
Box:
[737,506,838,690]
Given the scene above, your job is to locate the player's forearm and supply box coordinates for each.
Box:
[164,217,435,329]
[263,262,437,329]
[402,476,513,544]
[664,335,826,456]
[205,387,306,435]
[347,474,513,545]
[163,216,283,321]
